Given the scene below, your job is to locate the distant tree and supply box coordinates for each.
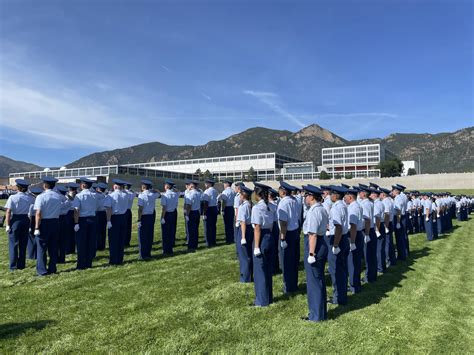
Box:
[344,173,353,179]
[247,167,257,182]
[195,168,203,179]
[407,168,417,176]
[203,169,213,180]
[377,158,403,177]
[334,173,342,180]
[276,175,283,182]
[319,170,330,180]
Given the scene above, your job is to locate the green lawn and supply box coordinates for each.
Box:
[0,199,473,353]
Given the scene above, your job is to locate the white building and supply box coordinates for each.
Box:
[401,160,420,176]
[321,143,397,178]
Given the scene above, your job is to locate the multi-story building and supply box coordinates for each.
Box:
[320,143,396,178]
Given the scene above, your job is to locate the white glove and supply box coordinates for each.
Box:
[235,222,240,228]
[241,238,247,245]
[107,221,112,229]
[437,214,440,218]
[137,222,142,228]
[350,243,357,251]
[426,217,429,222]
[409,215,412,219]
[185,216,189,222]
[396,222,401,229]
[161,218,166,224]
[74,224,80,232]
[376,230,381,238]
[5,225,11,233]
[385,227,390,234]
[332,246,341,255]
[202,215,207,221]
[253,247,262,257]
[280,240,288,249]
[364,233,371,243]
[325,230,331,236]
[307,255,316,264]
[34,229,40,236]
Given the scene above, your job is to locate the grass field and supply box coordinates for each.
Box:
[0,198,473,353]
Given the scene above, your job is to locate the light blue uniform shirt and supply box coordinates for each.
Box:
[202,187,218,207]
[347,201,364,231]
[382,197,395,220]
[34,189,63,219]
[5,192,34,215]
[269,200,278,222]
[295,194,303,222]
[237,200,252,225]
[233,192,241,209]
[360,198,374,229]
[96,192,106,212]
[220,187,235,208]
[185,189,201,211]
[104,190,128,215]
[251,200,274,230]
[277,196,299,231]
[323,196,333,216]
[329,200,349,235]
[303,203,328,236]
[422,199,432,215]
[60,196,71,216]
[125,190,135,210]
[72,189,98,217]
[161,189,179,212]
[394,194,404,214]
[138,190,160,215]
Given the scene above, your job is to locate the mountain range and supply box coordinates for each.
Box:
[2,124,473,176]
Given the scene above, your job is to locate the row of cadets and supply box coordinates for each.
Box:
[217,179,236,244]
[236,185,254,282]
[160,179,179,255]
[184,180,201,252]
[137,179,161,259]
[202,179,218,247]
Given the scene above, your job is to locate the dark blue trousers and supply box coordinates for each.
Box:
[125,209,132,246]
[348,231,364,293]
[304,234,328,322]
[271,221,280,274]
[280,229,300,293]
[138,214,155,259]
[402,214,410,254]
[96,210,107,250]
[432,215,438,239]
[385,222,397,267]
[8,214,29,270]
[109,214,126,265]
[237,224,254,282]
[170,210,177,248]
[418,212,425,232]
[65,210,76,254]
[76,216,97,269]
[187,210,200,251]
[437,215,443,235]
[326,233,349,305]
[36,218,59,276]
[162,210,177,255]
[253,229,274,306]
[57,214,68,263]
[393,217,407,260]
[223,206,235,244]
[28,216,37,260]
[204,206,218,247]
[424,217,433,241]
[364,228,378,282]
[377,228,386,272]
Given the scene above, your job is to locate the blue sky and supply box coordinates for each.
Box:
[0,0,472,167]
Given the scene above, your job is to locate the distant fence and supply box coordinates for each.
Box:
[259,172,474,190]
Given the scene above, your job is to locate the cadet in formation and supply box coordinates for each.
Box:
[184,180,201,252]
[202,179,218,247]
[104,179,128,265]
[345,188,363,294]
[95,182,108,251]
[236,185,254,282]
[124,182,135,247]
[56,185,71,264]
[218,179,235,244]
[160,179,179,255]
[137,179,161,259]
[27,186,43,260]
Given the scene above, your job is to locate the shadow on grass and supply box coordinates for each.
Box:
[0,320,55,340]
[326,246,430,320]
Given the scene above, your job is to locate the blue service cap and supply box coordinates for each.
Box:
[303,185,323,196]
[123,181,132,187]
[392,185,402,191]
[205,179,215,185]
[269,188,279,196]
[164,179,175,186]
[79,177,94,184]
[56,185,68,194]
[241,186,254,195]
[330,185,347,194]
[279,181,296,192]
[97,182,108,190]
[351,186,361,192]
[141,179,153,186]
[91,183,98,188]
[359,183,369,189]
[66,182,80,189]
[341,183,351,189]
[379,187,391,194]
[15,179,31,187]
[320,185,332,191]
[191,180,199,186]
[345,188,359,196]
[30,186,43,194]
[254,182,271,190]
[369,182,379,189]
[41,176,58,183]
[369,187,381,195]
[112,178,126,186]
[235,182,245,187]
[223,179,233,185]
[184,179,193,185]
[396,184,406,190]
[358,185,372,193]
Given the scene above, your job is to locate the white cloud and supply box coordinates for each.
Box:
[201,91,212,101]
[243,90,306,128]
[161,65,171,72]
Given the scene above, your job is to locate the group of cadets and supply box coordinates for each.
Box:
[4,176,473,321]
